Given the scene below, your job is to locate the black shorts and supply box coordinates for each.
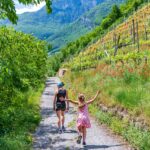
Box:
[56,102,66,111]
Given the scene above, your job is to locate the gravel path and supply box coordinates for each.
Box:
[33,77,132,150]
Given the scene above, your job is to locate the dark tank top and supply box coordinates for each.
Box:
[56,89,66,103]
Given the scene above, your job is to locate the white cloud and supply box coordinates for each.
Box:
[15,1,45,14]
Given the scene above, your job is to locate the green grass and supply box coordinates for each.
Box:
[97,64,150,112]
[0,85,44,150]
[64,64,150,114]
[62,62,150,149]
[89,104,150,150]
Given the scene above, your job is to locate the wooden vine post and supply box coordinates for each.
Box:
[114,34,120,56]
[132,19,136,44]
[130,24,132,38]
[96,48,98,62]
[136,21,140,53]
[114,33,117,56]
[80,55,82,71]
[144,24,148,40]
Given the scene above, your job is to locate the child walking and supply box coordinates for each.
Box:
[66,90,100,146]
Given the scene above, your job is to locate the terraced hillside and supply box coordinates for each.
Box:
[62,4,150,149]
[63,4,150,70]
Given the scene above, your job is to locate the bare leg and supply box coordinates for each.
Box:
[56,110,61,128]
[82,127,86,143]
[77,126,83,144]
[78,126,83,136]
[61,111,65,126]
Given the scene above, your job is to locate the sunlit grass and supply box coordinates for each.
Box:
[62,61,150,149]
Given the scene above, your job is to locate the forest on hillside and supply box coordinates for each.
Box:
[48,0,149,76]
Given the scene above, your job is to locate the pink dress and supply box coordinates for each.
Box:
[77,104,91,128]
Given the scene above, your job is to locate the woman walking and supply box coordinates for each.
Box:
[53,82,69,133]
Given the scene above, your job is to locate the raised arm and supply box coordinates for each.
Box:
[87,90,100,105]
[66,99,78,105]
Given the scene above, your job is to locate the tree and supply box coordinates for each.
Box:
[101,17,112,29]
[101,5,122,29]
[133,1,140,11]
[109,5,122,21]
[0,0,52,24]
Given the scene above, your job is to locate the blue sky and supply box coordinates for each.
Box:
[13,0,45,14]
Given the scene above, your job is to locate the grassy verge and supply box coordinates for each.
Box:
[62,62,150,149]
[89,104,150,150]
[0,85,44,150]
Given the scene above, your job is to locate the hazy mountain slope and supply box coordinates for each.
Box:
[1,0,124,50]
[48,0,125,51]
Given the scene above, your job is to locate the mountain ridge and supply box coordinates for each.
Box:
[1,0,124,51]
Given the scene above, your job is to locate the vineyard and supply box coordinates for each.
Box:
[63,4,150,70]
[62,4,150,149]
